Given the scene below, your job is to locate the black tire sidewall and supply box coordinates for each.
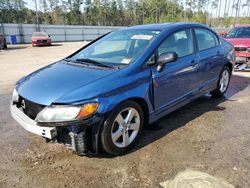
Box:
[101,101,144,155]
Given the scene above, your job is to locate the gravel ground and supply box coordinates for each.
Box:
[0,43,250,188]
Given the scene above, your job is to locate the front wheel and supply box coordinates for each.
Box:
[101,101,144,155]
[212,66,231,97]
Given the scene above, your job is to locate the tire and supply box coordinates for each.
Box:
[101,101,144,155]
[212,66,231,97]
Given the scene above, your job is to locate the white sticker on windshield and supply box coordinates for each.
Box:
[131,35,153,40]
[121,58,131,64]
[152,31,160,34]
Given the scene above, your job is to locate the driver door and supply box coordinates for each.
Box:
[151,29,201,114]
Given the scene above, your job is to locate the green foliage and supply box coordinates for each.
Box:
[0,0,249,27]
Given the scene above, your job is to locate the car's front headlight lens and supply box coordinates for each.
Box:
[36,103,99,123]
[247,48,250,52]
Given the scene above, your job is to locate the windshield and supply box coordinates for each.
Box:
[32,32,48,37]
[70,29,161,65]
[226,27,250,38]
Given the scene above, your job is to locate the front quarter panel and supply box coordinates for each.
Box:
[99,69,153,115]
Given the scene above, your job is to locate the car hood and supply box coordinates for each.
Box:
[226,38,250,47]
[16,61,117,105]
[31,37,49,40]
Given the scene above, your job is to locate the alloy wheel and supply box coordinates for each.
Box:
[219,69,230,93]
[111,107,140,148]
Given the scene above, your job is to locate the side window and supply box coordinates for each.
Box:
[195,28,219,51]
[158,29,194,58]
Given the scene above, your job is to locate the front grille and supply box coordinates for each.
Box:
[235,47,247,52]
[17,96,45,120]
[37,40,47,43]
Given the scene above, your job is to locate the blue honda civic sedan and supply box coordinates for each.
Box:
[11,23,235,156]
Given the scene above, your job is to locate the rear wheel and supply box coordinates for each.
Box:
[212,66,231,97]
[101,101,144,155]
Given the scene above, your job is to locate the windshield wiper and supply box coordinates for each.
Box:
[75,58,115,69]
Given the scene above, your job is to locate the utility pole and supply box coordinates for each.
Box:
[233,0,241,27]
[224,0,228,17]
[237,0,242,22]
[34,0,40,31]
[183,1,187,22]
[231,0,236,17]
[206,1,210,26]
[217,0,222,26]
[247,0,250,17]
[227,0,231,17]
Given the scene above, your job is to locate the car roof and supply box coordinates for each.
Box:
[123,22,209,31]
[32,32,48,34]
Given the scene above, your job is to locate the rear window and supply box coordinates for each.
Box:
[195,28,219,51]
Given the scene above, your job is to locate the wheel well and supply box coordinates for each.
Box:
[127,97,149,125]
[225,63,233,74]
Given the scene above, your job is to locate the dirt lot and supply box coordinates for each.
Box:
[0,43,250,188]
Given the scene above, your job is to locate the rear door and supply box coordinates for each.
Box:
[194,28,223,91]
[151,28,201,113]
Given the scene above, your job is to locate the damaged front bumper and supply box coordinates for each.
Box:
[234,57,250,71]
[10,103,104,156]
[234,52,250,71]
[10,104,57,139]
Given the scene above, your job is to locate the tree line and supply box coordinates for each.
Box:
[1,0,250,28]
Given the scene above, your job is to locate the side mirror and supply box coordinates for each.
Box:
[157,52,178,72]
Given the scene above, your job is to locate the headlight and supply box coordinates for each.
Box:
[36,103,99,123]
[12,88,19,102]
[247,48,250,52]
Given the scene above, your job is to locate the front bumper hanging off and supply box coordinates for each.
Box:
[10,104,57,139]
[10,103,102,156]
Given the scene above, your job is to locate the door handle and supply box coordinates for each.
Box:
[190,60,199,69]
[190,60,199,65]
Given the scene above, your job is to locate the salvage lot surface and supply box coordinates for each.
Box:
[0,43,250,187]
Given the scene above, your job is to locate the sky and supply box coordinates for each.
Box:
[24,0,34,9]
[24,0,248,18]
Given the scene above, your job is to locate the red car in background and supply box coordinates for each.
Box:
[226,25,250,70]
[31,32,51,47]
